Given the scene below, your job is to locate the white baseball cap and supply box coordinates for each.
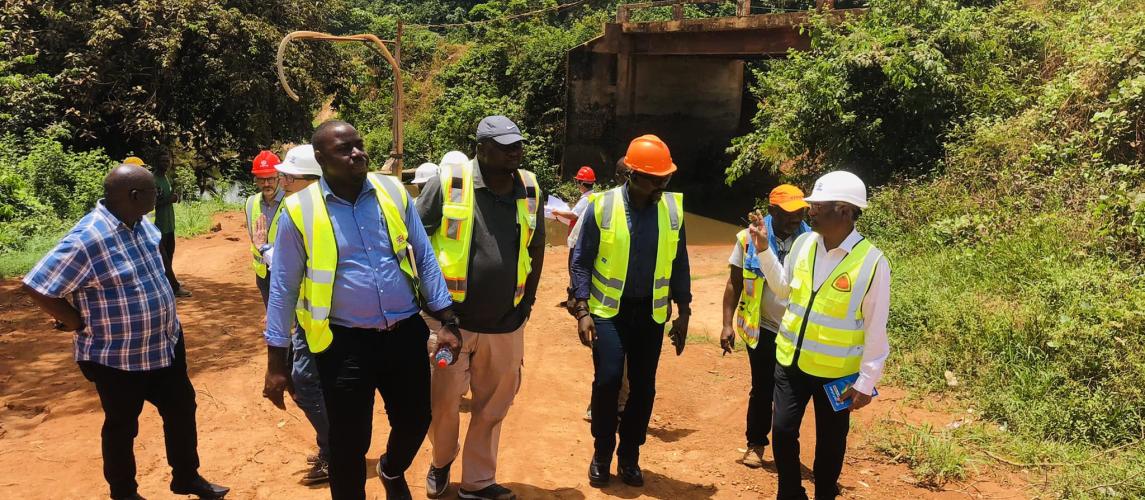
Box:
[275,144,323,177]
[412,162,439,185]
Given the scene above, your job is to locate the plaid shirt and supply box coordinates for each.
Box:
[23,201,181,371]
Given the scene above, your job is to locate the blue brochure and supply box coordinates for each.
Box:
[823,373,878,412]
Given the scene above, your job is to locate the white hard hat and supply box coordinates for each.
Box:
[440,150,469,167]
[412,162,439,185]
[275,145,323,178]
[803,170,868,209]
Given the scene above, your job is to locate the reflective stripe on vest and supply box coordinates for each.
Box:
[246,193,282,279]
[429,159,539,305]
[284,174,419,354]
[732,229,765,349]
[775,233,884,378]
[588,186,683,323]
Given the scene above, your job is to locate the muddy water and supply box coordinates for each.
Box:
[544,212,743,247]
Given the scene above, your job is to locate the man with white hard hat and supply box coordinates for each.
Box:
[440,150,469,168]
[412,162,440,188]
[747,170,890,500]
[258,144,333,486]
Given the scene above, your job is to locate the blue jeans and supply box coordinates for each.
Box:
[291,327,330,460]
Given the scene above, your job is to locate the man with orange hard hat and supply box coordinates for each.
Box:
[720,184,810,468]
[245,150,283,307]
[570,134,691,488]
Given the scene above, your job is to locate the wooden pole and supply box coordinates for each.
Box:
[275,30,405,176]
[392,20,404,178]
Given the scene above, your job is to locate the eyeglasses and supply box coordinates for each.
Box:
[255,177,278,185]
[488,140,523,153]
[278,173,296,184]
[808,201,842,211]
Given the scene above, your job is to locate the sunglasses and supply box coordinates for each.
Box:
[633,171,671,189]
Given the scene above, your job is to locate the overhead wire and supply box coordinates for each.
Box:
[409,0,589,29]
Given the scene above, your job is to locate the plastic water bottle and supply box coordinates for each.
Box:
[435,348,453,368]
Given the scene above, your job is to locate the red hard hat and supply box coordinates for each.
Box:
[574,166,596,183]
[251,150,280,176]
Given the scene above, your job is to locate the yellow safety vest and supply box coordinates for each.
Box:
[733,229,765,349]
[429,159,539,305]
[283,173,420,354]
[245,192,282,279]
[588,186,684,324]
[776,233,885,378]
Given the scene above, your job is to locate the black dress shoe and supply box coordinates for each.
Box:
[170,476,229,499]
[376,461,413,500]
[618,464,644,487]
[588,456,611,487]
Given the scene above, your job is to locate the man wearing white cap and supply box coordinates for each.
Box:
[747,170,891,500]
[411,162,439,197]
[258,144,332,485]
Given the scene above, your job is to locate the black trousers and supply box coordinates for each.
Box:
[160,231,181,292]
[772,364,850,500]
[590,298,663,466]
[78,336,200,499]
[745,328,778,447]
[316,318,432,500]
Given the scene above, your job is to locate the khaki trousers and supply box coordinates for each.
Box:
[426,317,525,491]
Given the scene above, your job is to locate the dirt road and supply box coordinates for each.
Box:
[0,212,1028,499]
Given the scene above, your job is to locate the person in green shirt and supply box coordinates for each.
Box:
[150,151,191,298]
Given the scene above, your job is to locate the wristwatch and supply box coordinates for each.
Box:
[442,316,460,331]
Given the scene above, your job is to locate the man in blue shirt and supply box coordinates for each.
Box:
[22,165,228,500]
[265,121,461,500]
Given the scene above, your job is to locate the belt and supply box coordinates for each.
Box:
[331,317,406,335]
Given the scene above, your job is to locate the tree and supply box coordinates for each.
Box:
[0,0,349,173]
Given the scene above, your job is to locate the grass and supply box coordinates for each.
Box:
[0,198,238,279]
[173,198,239,238]
[870,420,972,488]
[869,416,1145,498]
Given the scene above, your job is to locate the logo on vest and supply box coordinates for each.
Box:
[396,234,406,245]
[832,273,852,292]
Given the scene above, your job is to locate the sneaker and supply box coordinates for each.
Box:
[458,483,516,500]
[376,460,412,500]
[174,288,192,298]
[584,407,593,422]
[301,457,329,485]
[738,444,767,468]
[426,461,452,498]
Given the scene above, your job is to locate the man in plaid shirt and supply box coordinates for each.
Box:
[22,165,228,500]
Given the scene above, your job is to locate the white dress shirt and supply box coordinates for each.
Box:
[757,228,891,395]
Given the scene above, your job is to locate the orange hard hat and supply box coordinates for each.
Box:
[574,166,596,183]
[623,134,676,176]
[251,150,280,176]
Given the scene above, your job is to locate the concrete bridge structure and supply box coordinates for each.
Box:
[562,0,864,218]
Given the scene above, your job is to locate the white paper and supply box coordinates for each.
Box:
[544,195,571,221]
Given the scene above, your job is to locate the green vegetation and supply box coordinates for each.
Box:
[2,0,1143,493]
[728,0,1145,494]
[870,421,970,487]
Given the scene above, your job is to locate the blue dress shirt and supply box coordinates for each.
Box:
[265,177,452,347]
